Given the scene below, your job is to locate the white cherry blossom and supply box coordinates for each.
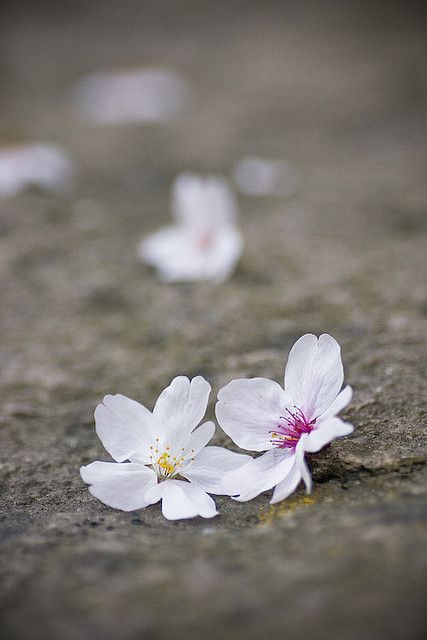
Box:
[76,67,189,125]
[0,143,73,198]
[80,376,251,520]
[139,173,243,282]
[216,334,354,503]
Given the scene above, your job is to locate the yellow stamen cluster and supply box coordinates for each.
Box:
[148,438,195,479]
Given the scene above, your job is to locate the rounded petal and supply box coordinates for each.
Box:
[202,225,243,283]
[270,436,311,503]
[221,448,295,502]
[270,464,301,503]
[319,385,353,420]
[94,394,156,463]
[80,461,157,511]
[139,226,193,271]
[295,435,312,493]
[181,446,252,494]
[172,173,238,228]
[304,416,354,453]
[183,421,215,458]
[284,333,344,420]
[216,378,291,451]
[146,479,218,520]
[153,376,211,444]
[143,482,164,506]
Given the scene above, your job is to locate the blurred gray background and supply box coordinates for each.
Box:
[0,1,426,639]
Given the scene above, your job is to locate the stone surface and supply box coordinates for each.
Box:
[0,2,426,639]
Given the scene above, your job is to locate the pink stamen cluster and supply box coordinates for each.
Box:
[270,407,316,449]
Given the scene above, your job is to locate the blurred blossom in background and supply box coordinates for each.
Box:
[75,67,191,125]
[139,173,243,282]
[0,143,74,198]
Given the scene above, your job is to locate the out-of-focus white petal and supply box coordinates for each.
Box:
[76,67,190,125]
[80,461,157,511]
[203,225,243,283]
[139,224,242,283]
[319,385,353,420]
[221,448,295,502]
[94,394,157,463]
[172,173,238,228]
[284,333,344,420]
[304,417,354,453]
[145,480,218,520]
[152,376,211,444]
[183,421,215,457]
[234,156,298,197]
[216,378,292,451]
[0,143,74,198]
[181,446,252,494]
[139,226,192,268]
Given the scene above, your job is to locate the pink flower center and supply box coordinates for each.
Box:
[197,230,215,250]
[270,407,316,449]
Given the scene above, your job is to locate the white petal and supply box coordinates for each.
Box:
[216,378,291,451]
[172,173,238,228]
[94,394,156,463]
[181,446,252,494]
[146,479,218,520]
[319,385,353,420]
[304,417,354,453]
[139,226,192,269]
[153,376,211,444]
[284,333,344,420]
[221,448,295,502]
[183,421,215,457]
[202,225,243,283]
[0,143,73,198]
[139,224,242,283]
[143,482,164,506]
[295,435,312,493]
[80,461,157,511]
[270,464,301,503]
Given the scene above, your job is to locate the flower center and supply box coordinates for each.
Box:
[197,230,215,250]
[148,438,195,479]
[270,407,316,449]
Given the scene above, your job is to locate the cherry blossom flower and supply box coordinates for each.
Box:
[80,376,251,520]
[139,173,243,282]
[76,67,190,125]
[216,334,353,503]
[0,143,74,198]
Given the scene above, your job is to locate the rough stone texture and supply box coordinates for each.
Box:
[0,2,426,639]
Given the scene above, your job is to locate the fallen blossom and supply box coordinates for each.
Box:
[81,376,251,520]
[216,334,353,503]
[139,173,243,282]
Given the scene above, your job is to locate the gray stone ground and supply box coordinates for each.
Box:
[1,2,426,639]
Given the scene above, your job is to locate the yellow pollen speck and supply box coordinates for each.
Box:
[257,495,316,526]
